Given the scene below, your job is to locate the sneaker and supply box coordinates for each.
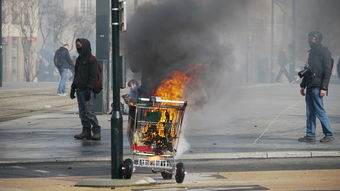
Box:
[57,93,67,96]
[298,136,316,143]
[320,136,335,143]
[91,133,101,141]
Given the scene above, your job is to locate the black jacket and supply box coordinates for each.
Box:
[54,47,74,70]
[300,44,333,90]
[71,39,97,91]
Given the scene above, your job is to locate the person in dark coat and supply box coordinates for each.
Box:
[337,58,340,79]
[275,48,293,82]
[54,44,74,96]
[70,38,101,141]
[298,31,334,143]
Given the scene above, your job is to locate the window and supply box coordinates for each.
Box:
[11,37,18,82]
[79,0,91,15]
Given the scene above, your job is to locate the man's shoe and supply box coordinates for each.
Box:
[74,132,91,140]
[92,133,101,141]
[320,136,335,143]
[298,136,316,143]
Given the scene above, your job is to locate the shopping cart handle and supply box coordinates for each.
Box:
[139,97,187,104]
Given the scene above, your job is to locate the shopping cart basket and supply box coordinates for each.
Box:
[122,96,187,183]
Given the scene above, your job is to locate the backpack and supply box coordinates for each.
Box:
[94,62,103,94]
[85,56,102,94]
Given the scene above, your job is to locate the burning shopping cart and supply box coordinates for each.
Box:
[122,96,187,183]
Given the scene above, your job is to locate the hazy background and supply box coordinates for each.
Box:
[123,0,340,154]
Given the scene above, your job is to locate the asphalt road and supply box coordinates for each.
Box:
[1,158,340,190]
[0,83,340,162]
[1,157,340,178]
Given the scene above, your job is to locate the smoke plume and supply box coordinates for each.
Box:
[124,0,244,103]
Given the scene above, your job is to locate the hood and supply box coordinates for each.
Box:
[76,38,92,58]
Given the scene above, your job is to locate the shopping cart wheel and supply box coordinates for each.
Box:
[122,158,133,179]
[161,170,173,180]
[175,162,185,183]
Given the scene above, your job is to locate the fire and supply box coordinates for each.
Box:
[153,65,201,100]
[133,65,202,155]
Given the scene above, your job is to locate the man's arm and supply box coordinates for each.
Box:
[320,48,333,91]
[53,50,59,67]
[65,51,74,71]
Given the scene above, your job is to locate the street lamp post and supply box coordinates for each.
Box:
[111,0,123,179]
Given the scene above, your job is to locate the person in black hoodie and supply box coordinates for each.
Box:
[298,31,334,143]
[70,38,101,140]
[54,44,74,96]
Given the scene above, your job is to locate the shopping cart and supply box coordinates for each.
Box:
[122,96,187,183]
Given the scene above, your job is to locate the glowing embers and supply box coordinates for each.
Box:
[133,107,182,156]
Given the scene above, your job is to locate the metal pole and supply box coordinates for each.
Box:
[111,0,123,179]
[95,0,110,114]
[270,0,275,83]
[290,0,296,77]
[0,0,3,87]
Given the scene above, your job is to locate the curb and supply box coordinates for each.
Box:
[1,151,340,165]
[75,177,156,187]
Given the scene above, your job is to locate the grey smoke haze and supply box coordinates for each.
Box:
[124,0,246,102]
[123,0,340,155]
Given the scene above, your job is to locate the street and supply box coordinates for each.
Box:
[0,83,340,190]
[1,83,339,162]
[1,157,340,190]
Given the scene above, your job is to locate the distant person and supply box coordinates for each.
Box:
[70,38,101,141]
[275,48,293,82]
[337,58,340,79]
[298,31,334,143]
[123,79,140,105]
[54,44,74,96]
[124,79,141,145]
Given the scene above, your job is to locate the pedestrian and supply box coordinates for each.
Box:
[126,79,140,104]
[54,44,74,96]
[275,48,293,82]
[70,38,101,141]
[298,31,335,143]
[124,79,141,145]
[337,57,340,79]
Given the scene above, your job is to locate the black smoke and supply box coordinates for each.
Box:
[124,0,245,103]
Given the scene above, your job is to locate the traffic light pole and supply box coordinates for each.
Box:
[111,0,123,179]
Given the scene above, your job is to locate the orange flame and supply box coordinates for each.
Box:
[153,65,202,100]
[134,65,203,155]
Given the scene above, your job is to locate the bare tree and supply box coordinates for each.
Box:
[11,0,40,81]
[65,11,96,51]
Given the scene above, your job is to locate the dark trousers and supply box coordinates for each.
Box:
[76,90,101,133]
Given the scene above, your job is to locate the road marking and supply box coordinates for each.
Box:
[9,166,26,169]
[33,170,50,173]
[253,102,300,144]
[132,185,268,191]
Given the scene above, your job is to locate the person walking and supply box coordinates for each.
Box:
[54,44,74,96]
[70,38,101,141]
[275,48,293,82]
[337,57,340,79]
[299,31,335,143]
